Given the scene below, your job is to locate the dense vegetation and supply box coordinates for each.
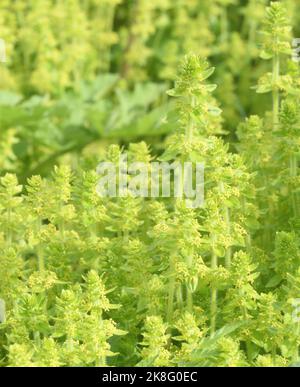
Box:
[0,0,300,367]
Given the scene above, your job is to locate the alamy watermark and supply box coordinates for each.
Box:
[96,153,204,208]
[292,38,300,63]
[0,39,6,63]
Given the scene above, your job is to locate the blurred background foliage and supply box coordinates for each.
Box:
[1,0,300,179]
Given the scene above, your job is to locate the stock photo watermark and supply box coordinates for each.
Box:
[292,38,300,63]
[0,39,6,63]
[96,153,204,208]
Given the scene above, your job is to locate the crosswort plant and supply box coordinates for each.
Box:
[0,1,300,367]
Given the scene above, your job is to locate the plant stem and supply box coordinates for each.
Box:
[224,206,232,268]
[186,285,193,313]
[167,254,176,323]
[290,153,298,218]
[34,331,41,346]
[36,220,45,271]
[6,208,12,245]
[176,286,184,310]
[219,182,231,267]
[183,94,195,309]
[272,52,280,132]
[210,236,218,335]
[186,252,194,313]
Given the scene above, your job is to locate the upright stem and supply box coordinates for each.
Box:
[186,285,193,313]
[185,103,195,310]
[245,233,252,253]
[239,288,251,360]
[186,252,194,313]
[272,52,280,132]
[167,254,176,323]
[224,206,232,268]
[97,316,107,367]
[176,286,184,310]
[6,208,12,245]
[186,96,196,141]
[210,236,218,335]
[219,182,231,267]
[34,331,41,346]
[36,220,45,271]
[290,153,298,218]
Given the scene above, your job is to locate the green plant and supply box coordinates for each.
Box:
[1,0,300,368]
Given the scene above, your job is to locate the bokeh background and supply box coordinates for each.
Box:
[0,0,299,181]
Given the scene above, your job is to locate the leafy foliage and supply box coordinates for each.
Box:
[0,0,300,368]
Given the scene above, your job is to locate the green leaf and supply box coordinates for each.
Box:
[201,67,215,81]
[208,105,222,116]
[179,322,245,366]
[255,84,272,94]
[266,274,282,288]
[260,50,273,60]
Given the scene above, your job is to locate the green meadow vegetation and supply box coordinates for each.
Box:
[0,0,300,367]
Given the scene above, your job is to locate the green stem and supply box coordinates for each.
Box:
[34,218,45,271]
[97,318,107,367]
[186,96,196,141]
[176,286,184,310]
[186,286,193,313]
[245,233,252,253]
[186,252,194,313]
[167,255,176,323]
[290,153,298,218]
[34,331,41,346]
[272,52,280,132]
[240,289,251,360]
[6,208,12,245]
[210,287,217,336]
[224,206,232,268]
[210,236,218,336]
[219,182,231,267]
